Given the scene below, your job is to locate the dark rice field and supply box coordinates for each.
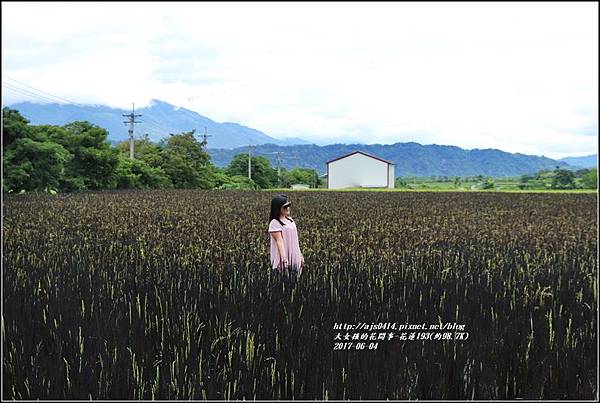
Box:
[2,189,597,399]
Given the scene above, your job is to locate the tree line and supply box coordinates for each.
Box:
[518,167,597,190]
[395,169,597,190]
[2,107,322,194]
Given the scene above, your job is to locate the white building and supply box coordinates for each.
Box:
[326,150,395,189]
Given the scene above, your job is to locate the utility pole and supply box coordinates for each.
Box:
[200,126,212,146]
[122,103,142,159]
[248,144,253,179]
[267,151,284,187]
[294,155,300,168]
[276,151,284,187]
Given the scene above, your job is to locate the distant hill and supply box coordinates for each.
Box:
[558,154,597,169]
[7,100,312,149]
[208,142,575,177]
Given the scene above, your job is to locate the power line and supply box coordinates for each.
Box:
[2,76,206,149]
[2,82,63,104]
[2,80,63,104]
[2,75,84,105]
[141,114,173,135]
[138,109,173,133]
[4,82,167,144]
[2,77,170,135]
[138,119,169,136]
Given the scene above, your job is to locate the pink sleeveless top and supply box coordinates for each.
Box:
[268,217,303,274]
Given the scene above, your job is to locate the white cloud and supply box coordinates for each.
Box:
[2,2,597,158]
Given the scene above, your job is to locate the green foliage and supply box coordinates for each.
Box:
[581,168,597,189]
[551,168,576,189]
[280,168,320,188]
[2,109,73,193]
[208,166,231,188]
[159,130,215,189]
[519,174,534,183]
[115,154,172,189]
[217,175,257,190]
[226,154,276,189]
[516,167,597,190]
[206,166,255,190]
[116,136,164,168]
[395,177,409,188]
[115,135,174,189]
[2,107,35,150]
[1,111,229,194]
[481,178,495,189]
[46,121,119,190]
[3,137,72,193]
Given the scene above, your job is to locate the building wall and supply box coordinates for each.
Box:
[388,164,395,189]
[327,153,391,189]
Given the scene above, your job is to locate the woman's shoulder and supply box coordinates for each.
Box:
[269,218,284,227]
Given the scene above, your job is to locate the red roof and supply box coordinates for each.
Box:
[325,150,395,165]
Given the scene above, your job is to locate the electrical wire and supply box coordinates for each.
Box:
[2,82,62,104]
[2,75,85,105]
[2,76,199,144]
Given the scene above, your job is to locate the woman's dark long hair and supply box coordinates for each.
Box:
[269,194,294,227]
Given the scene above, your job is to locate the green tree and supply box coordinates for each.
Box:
[551,168,576,189]
[518,174,535,189]
[160,130,215,189]
[581,168,597,189]
[2,110,72,193]
[226,154,276,189]
[217,175,257,190]
[115,154,172,189]
[45,121,119,191]
[116,135,164,168]
[2,107,38,150]
[395,177,410,188]
[209,166,259,190]
[3,137,72,193]
[574,168,590,178]
[281,168,320,188]
[481,178,495,189]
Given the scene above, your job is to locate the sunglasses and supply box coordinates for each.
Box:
[283,204,291,209]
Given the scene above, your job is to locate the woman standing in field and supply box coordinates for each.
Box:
[268,194,304,275]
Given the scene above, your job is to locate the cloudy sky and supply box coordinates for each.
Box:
[2,2,598,158]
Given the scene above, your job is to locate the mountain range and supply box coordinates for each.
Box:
[8,100,311,149]
[6,99,596,177]
[557,154,597,169]
[207,143,584,177]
